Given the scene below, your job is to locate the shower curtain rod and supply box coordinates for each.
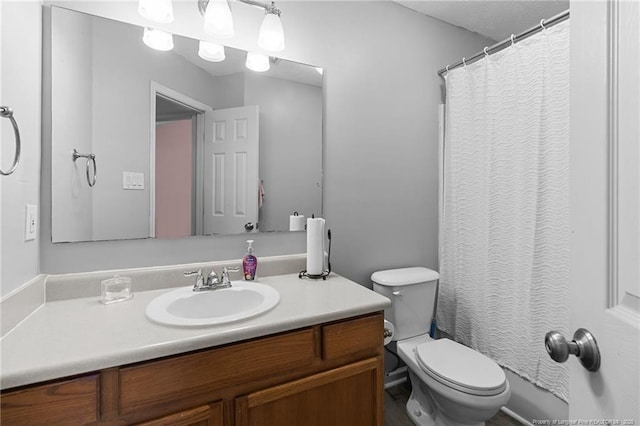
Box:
[437,9,570,76]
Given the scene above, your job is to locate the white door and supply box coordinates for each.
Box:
[568,0,639,420]
[203,106,259,235]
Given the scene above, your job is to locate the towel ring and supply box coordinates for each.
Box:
[72,149,97,187]
[0,106,21,176]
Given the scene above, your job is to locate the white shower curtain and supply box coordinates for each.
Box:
[437,20,570,401]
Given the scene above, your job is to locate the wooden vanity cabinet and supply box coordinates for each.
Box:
[0,312,384,426]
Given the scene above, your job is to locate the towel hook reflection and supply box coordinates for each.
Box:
[72,149,97,187]
[0,106,21,176]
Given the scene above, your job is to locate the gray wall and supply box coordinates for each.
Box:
[284,2,493,286]
[1,1,492,295]
[0,2,42,296]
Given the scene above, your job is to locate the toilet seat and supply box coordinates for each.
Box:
[415,339,507,397]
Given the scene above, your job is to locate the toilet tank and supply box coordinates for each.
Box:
[371,267,440,341]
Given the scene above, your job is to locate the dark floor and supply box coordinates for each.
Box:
[384,381,524,426]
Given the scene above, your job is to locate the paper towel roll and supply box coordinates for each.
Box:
[289,214,306,231]
[383,320,395,346]
[306,217,325,275]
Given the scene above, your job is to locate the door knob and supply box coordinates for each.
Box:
[544,328,601,372]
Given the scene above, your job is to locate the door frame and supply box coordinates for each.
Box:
[149,81,212,237]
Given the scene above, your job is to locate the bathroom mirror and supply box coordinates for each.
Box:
[50,6,323,243]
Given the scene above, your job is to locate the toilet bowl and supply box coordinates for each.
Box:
[371,267,511,426]
[397,334,511,426]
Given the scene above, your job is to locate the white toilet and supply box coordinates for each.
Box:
[372,267,511,426]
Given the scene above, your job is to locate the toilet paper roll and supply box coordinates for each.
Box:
[383,320,395,346]
[306,217,325,275]
[289,214,306,231]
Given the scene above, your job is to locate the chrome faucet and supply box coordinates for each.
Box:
[184,266,240,292]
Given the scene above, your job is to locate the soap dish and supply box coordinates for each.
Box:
[101,275,133,304]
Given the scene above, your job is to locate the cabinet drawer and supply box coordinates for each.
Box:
[119,328,315,415]
[0,374,99,425]
[322,313,383,360]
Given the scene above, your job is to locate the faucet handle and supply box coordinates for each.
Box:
[184,269,204,288]
[221,266,241,284]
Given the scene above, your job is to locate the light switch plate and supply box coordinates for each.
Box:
[123,172,145,190]
[25,204,37,241]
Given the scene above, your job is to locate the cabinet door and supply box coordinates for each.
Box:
[135,401,223,426]
[235,357,383,426]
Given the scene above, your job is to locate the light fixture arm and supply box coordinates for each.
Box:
[198,0,280,17]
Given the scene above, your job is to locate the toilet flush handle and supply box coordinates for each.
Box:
[544,328,601,372]
[392,290,402,296]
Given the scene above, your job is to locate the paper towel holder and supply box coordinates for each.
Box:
[299,229,332,280]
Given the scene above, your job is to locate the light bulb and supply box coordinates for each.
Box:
[138,0,174,23]
[246,52,270,72]
[203,0,234,39]
[199,41,226,62]
[258,13,285,52]
[143,27,174,51]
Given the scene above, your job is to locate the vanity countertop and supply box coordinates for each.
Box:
[0,273,390,390]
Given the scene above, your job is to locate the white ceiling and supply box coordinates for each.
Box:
[395,0,569,42]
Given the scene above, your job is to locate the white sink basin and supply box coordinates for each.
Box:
[146,282,280,326]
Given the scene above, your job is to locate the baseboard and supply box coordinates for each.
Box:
[501,406,534,426]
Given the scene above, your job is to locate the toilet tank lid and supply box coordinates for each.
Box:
[371,267,439,286]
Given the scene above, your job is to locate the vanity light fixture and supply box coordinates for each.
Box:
[198,0,285,53]
[199,41,226,62]
[245,52,270,72]
[138,0,174,23]
[258,4,285,52]
[143,27,174,51]
[203,0,234,38]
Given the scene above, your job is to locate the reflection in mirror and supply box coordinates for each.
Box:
[50,6,323,243]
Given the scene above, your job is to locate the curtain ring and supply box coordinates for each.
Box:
[462,57,467,66]
[484,47,489,57]
[511,34,516,45]
[446,65,450,72]
[540,18,546,30]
